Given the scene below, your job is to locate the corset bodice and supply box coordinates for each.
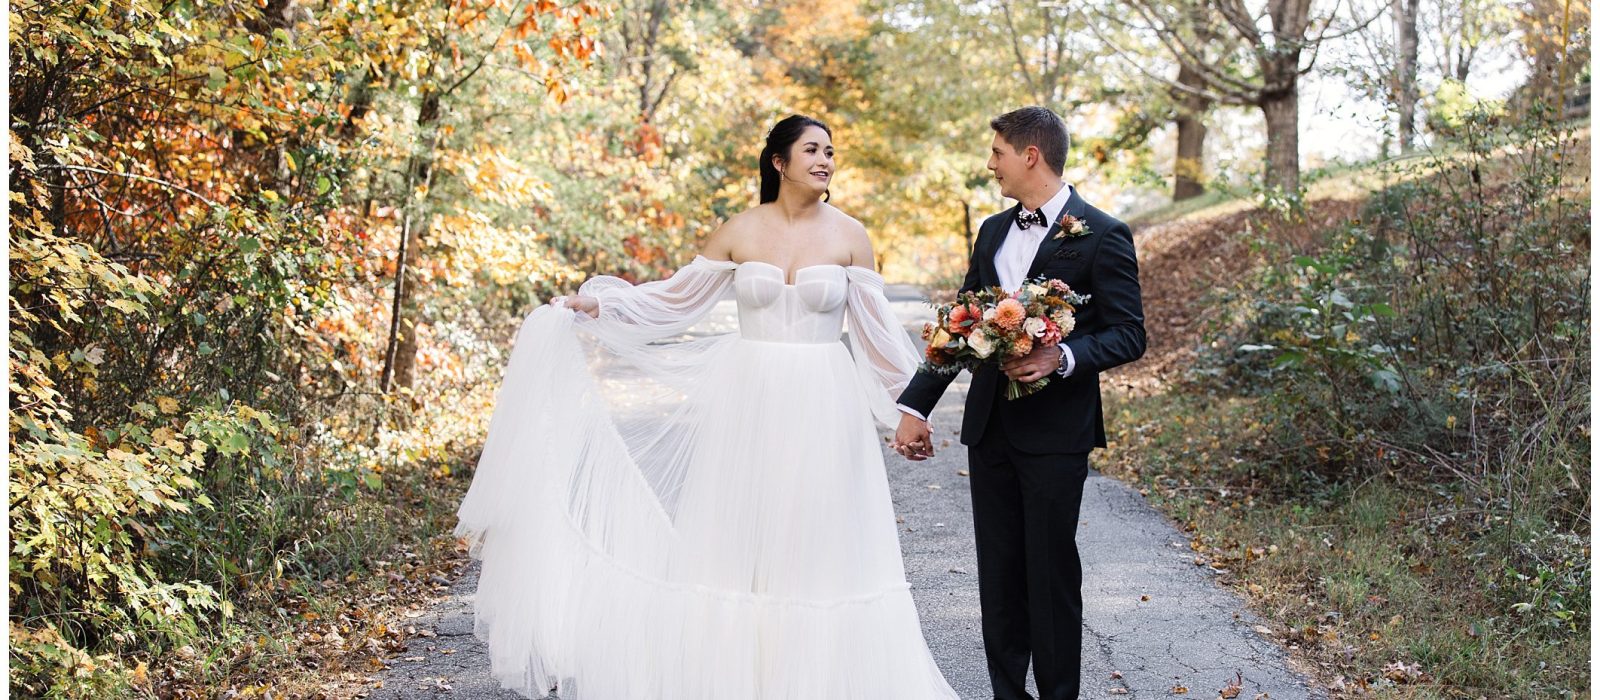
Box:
[733,261,848,344]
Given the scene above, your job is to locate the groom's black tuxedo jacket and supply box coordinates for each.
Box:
[897,188,1146,454]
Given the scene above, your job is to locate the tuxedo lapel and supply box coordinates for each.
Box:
[1026,186,1089,279]
[981,203,1022,288]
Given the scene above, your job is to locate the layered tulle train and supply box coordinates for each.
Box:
[454,258,957,699]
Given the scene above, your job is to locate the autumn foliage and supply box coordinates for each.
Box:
[9,0,600,692]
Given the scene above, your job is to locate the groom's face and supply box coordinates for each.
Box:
[987,134,1031,200]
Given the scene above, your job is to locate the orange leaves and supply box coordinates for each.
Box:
[629,120,665,164]
[515,9,543,38]
[548,34,598,61]
[512,43,539,69]
[544,71,570,104]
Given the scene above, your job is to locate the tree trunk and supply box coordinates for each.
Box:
[1260,87,1300,193]
[1394,0,1420,152]
[382,90,442,393]
[962,201,974,253]
[1173,64,1210,201]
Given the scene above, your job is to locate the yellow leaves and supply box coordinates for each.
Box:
[157,396,180,415]
[106,297,147,314]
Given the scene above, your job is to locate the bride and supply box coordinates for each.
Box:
[453,115,959,699]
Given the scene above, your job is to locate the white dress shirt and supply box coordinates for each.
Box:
[897,183,1078,423]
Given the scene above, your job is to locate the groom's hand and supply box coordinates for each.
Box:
[1001,342,1061,383]
[892,414,934,461]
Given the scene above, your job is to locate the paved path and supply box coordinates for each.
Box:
[369,287,1324,700]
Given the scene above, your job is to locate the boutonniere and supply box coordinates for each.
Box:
[1054,213,1091,240]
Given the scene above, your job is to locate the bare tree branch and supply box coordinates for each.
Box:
[999,0,1043,103]
[40,164,220,207]
[1086,8,1255,106]
[1115,1,1263,99]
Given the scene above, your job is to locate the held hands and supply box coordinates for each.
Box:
[1000,342,1061,384]
[549,294,600,318]
[892,414,934,461]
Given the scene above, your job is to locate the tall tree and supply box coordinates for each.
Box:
[373,0,600,392]
[1337,0,1422,153]
[995,0,1085,107]
[1393,0,1420,151]
[1102,0,1370,192]
[1429,0,1514,84]
[615,0,695,124]
[1173,64,1212,200]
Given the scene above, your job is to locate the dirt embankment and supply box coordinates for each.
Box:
[1110,197,1367,392]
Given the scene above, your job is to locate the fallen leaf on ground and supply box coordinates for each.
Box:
[1219,670,1243,698]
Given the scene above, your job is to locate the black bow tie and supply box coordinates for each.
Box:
[1017,209,1047,230]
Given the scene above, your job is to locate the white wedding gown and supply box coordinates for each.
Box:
[455,256,960,699]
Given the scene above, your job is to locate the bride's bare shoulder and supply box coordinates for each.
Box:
[822,205,874,266]
[819,203,866,235]
[702,206,769,259]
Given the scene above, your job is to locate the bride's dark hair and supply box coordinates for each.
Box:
[759,114,832,204]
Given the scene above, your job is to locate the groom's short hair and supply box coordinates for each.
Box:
[990,107,1069,175]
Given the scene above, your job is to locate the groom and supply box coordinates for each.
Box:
[894,106,1145,700]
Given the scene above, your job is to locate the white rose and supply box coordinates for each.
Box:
[1023,317,1047,338]
[967,331,995,358]
[1025,283,1047,297]
[983,307,998,321]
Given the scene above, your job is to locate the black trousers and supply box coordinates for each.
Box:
[968,415,1090,700]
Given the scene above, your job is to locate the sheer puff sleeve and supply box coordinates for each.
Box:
[843,266,923,429]
[577,255,738,339]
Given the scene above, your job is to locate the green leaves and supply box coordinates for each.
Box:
[237,236,262,256]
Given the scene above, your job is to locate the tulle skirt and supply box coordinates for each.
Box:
[455,307,958,699]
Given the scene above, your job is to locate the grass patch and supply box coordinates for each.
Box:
[1100,390,1588,698]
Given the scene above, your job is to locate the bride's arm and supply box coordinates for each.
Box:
[555,218,742,332]
[842,224,924,429]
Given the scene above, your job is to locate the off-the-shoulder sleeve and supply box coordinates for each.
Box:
[576,255,738,341]
[843,266,923,428]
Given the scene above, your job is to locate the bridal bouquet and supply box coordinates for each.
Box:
[919,278,1090,400]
